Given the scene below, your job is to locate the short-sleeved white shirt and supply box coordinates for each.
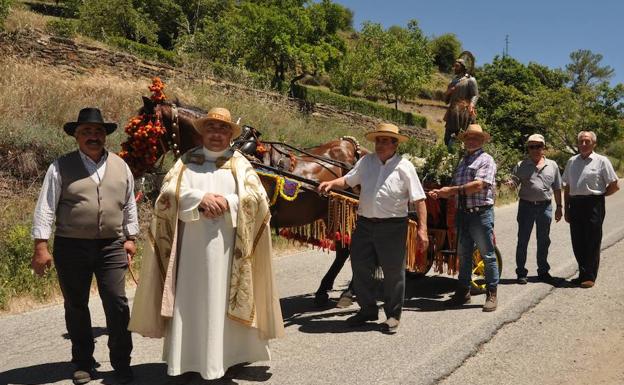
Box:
[344,153,425,218]
[562,152,618,196]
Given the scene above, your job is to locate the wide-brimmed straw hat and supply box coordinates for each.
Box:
[458,124,491,142]
[194,107,241,138]
[63,108,117,136]
[365,123,409,143]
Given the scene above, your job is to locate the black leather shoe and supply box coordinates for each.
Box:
[446,287,471,307]
[313,291,329,306]
[346,312,378,327]
[538,273,554,283]
[72,369,92,385]
[114,367,134,384]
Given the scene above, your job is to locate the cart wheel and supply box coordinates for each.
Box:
[406,240,435,278]
[470,245,503,293]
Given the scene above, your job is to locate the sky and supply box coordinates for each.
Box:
[333,0,623,85]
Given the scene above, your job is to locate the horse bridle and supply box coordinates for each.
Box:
[155,103,181,158]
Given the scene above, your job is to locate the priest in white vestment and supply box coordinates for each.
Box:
[129,107,284,381]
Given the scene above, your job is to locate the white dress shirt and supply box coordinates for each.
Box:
[344,153,425,218]
[562,152,618,196]
[31,150,139,239]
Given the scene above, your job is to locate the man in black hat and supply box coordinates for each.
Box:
[31,108,138,384]
[443,58,479,148]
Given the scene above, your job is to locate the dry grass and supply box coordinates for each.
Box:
[4,2,53,32]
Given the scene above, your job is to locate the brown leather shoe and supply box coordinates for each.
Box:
[446,287,471,307]
[336,295,353,308]
[72,369,92,385]
[483,287,497,312]
[580,280,595,288]
[382,317,400,334]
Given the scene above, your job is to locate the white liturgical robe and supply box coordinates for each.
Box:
[162,147,270,379]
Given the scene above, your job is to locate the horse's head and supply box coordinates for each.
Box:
[140,96,156,116]
[151,100,204,156]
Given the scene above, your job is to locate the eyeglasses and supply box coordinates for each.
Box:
[527,145,544,150]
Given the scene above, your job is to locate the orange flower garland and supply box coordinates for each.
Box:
[119,78,167,177]
[148,77,166,103]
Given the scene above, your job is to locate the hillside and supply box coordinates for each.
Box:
[0,5,442,312]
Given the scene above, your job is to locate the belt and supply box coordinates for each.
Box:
[461,205,492,213]
[570,194,605,200]
[359,216,407,223]
[520,199,551,205]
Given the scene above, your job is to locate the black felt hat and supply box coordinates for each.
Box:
[63,108,117,136]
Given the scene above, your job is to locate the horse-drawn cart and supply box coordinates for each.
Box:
[121,78,502,295]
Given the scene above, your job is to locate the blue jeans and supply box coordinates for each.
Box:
[456,207,499,289]
[515,200,552,278]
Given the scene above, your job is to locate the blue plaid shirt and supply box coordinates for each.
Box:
[453,148,496,208]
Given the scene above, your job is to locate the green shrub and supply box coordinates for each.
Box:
[0,223,58,309]
[605,140,624,161]
[0,0,11,30]
[46,18,77,38]
[547,150,572,173]
[107,36,178,65]
[400,139,458,185]
[62,0,82,18]
[291,84,428,128]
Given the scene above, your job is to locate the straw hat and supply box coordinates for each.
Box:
[457,124,491,142]
[194,107,241,138]
[364,122,409,143]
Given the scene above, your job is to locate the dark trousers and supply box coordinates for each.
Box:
[569,195,605,282]
[53,236,133,371]
[350,217,408,320]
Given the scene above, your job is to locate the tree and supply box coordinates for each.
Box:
[477,54,623,154]
[429,33,461,73]
[186,0,349,88]
[79,0,158,44]
[528,62,569,90]
[142,0,186,49]
[566,49,614,92]
[357,20,432,109]
[329,46,369,96]
[174,0,234,35]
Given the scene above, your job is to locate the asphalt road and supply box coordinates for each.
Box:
[1,191,624,385]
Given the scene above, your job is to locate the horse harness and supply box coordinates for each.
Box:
[155,103,181,158]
